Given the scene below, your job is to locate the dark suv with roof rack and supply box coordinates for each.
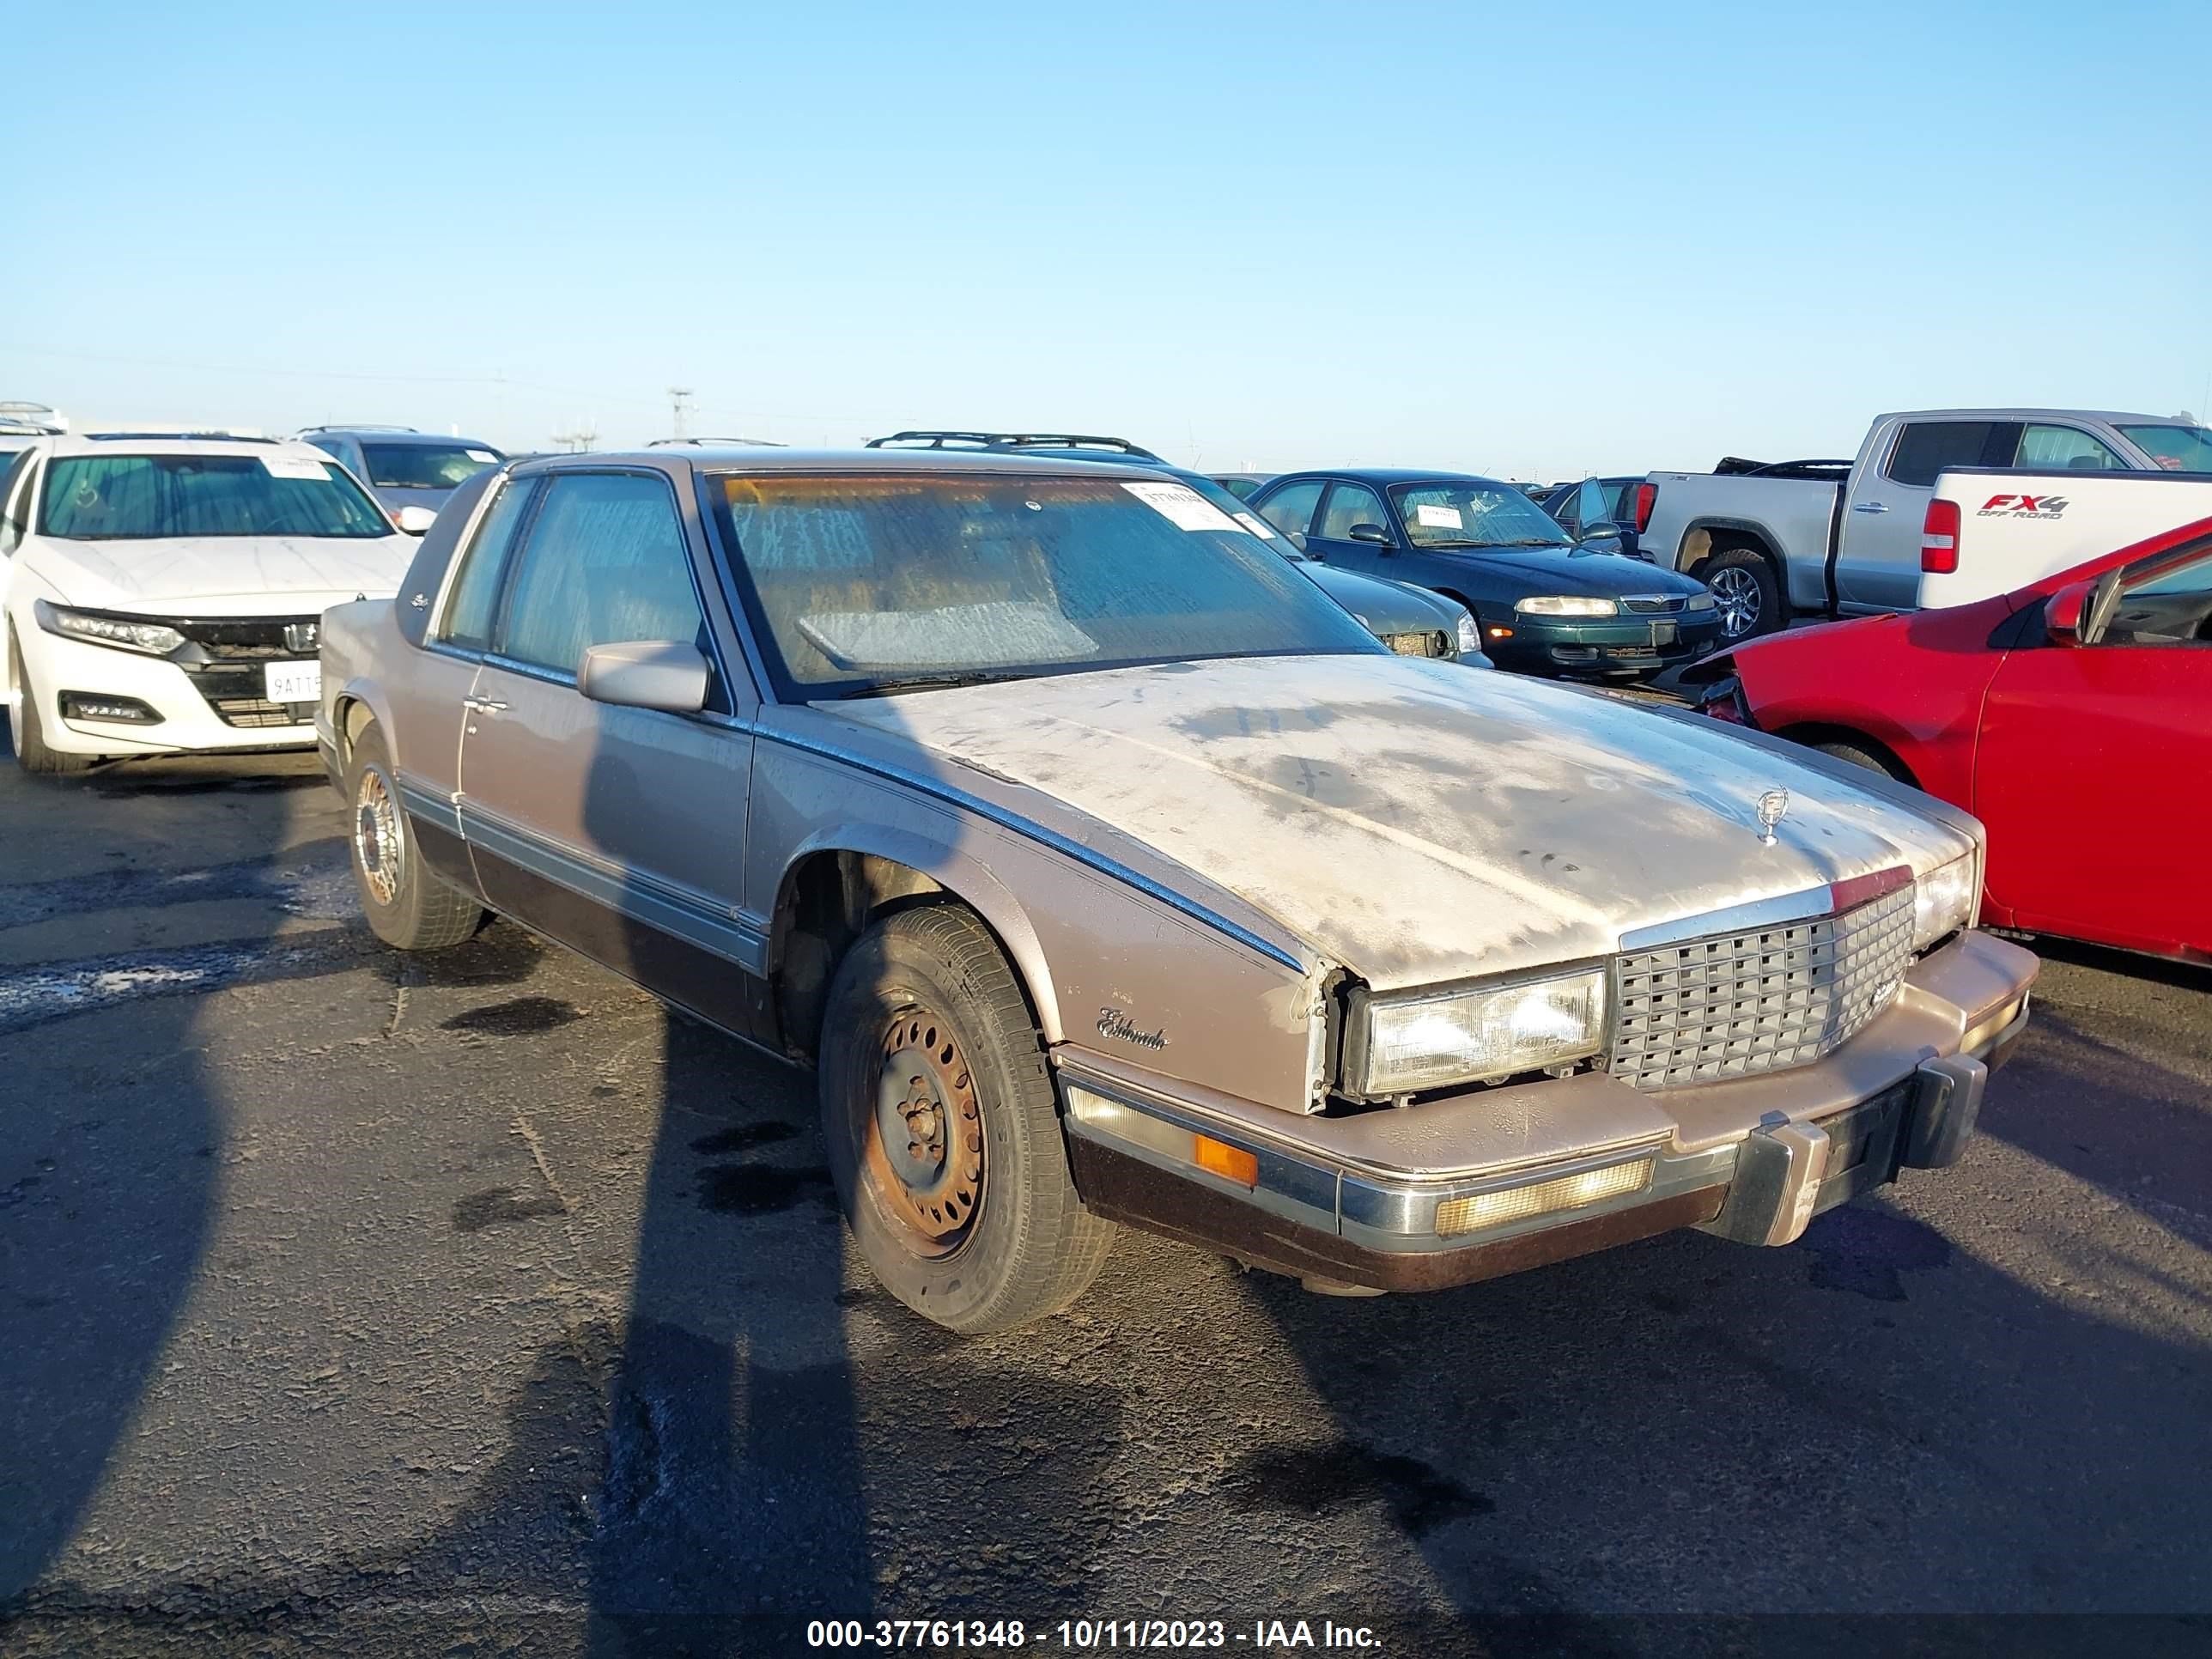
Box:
[297,426,506,526]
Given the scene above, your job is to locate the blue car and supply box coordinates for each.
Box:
[1249,468,1720,681]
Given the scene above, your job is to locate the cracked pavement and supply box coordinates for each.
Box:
[1,744,2209,1656]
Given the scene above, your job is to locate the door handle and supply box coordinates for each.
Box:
[1850,501,1889,514]
[462,695,508,712]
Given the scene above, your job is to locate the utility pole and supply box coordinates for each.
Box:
[552,422,598,453]
[668,386,695,441]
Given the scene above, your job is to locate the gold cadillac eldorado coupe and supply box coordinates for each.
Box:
[317,447,2037,1332]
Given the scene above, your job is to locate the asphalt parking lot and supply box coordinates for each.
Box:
[3,738,2209,1657]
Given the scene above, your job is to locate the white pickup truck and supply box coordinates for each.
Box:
[1637,408,2212,637]
[1920,467,2212,611]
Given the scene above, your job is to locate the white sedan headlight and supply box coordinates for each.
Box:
[1350,968,1607,1096]
[1455,611,1482,656]
[33,600,186,657]
[1515,595,1618,617]
[1912,850,1981,951]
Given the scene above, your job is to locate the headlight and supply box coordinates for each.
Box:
[1912,850,1980,951]
[1455,612,1481,656]
[33,600,186,657]
[1349,968,1607,1097]
[1515,595,1618,617]
[1685,590,1717,611]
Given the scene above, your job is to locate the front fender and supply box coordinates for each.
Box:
[776,820,1066,1043]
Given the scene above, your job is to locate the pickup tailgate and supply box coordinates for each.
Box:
[1923,468,2212,609]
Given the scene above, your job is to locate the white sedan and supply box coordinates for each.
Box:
[1,434,426,773]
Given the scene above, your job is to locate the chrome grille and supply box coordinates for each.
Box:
[1607,884,1915,1091]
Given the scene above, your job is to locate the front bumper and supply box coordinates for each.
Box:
[1492,611,1724,677]
[1059,929,2035,1292]
[16,618,321,756]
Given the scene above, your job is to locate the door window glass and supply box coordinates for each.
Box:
[2105,541,2212,647]
[438,477,537,650]
[495,472,706,676]
[2015,424,2124,471]
[1255,478,1323,538]
[1550,486,1582,534]
[1316,481,1389,540]
[1886,422,2000,488]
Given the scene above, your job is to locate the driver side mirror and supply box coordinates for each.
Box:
[1577,519,1622,544]
[1347,522,1393,547]
[394,504,438,535]
[579,640,710,714]
[2045,570,2123,647]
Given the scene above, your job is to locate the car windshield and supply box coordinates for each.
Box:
[38,453,394,539]
[708,471,1382,697]
[361,441,502,489]
[2116,425,2212,472]
[1390,483,1572,549]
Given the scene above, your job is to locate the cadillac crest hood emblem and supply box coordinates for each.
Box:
[1753,787,1790,846]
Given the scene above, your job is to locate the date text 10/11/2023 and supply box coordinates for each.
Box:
[806,1619,1383,1650]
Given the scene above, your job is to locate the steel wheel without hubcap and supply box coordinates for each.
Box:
[1709,566,1763,638]
[355,768,403,907]
[862,1005,985,1256]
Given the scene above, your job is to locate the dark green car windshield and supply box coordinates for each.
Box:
[1391,483,1572,549]
[708,471,1383,698]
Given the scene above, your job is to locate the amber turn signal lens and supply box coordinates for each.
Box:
[1194,1135,1259,1187]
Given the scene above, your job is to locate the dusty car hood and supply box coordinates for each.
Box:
[29,534,416,612]
[828,653,1973,990]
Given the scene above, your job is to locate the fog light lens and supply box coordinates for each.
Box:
[59,692,161,725]
[1435,1158,1653,1237]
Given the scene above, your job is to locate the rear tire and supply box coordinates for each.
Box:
[1702,547,1783,640]
[8,623,94,776]
[819,904,1115,1334]
[344,721,486,950]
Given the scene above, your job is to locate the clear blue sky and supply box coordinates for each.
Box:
[12,0,2207,477]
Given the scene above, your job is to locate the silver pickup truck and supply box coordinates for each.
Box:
[318,446,2038,1333]
[1639,408,2212,637]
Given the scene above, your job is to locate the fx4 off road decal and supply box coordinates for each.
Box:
[1977,493,2069,520]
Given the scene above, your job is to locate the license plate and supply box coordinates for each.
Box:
[1652,621,1677,645]
[264,660,321,703]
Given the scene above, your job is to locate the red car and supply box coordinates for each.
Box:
[1691,515,2212,964]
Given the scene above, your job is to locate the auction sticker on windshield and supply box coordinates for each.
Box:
[261,453,331,481]
[264,661,320,703]
[1234,510,1279,539]
[1121,481,1243,535]
[1414,503,1464,529]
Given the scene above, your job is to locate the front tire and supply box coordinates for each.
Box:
[8,623,95,776]
[344,721,486,951]
[1815,738,1912,785]
[819,904,1115,1334]
[1702,547,1783,640]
